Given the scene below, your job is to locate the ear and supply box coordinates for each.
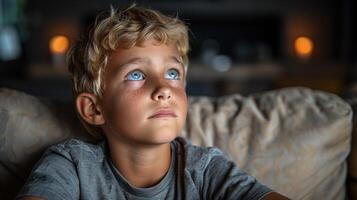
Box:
[76,93,105,125]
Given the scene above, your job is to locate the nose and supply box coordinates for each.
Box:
[152,81,172,101]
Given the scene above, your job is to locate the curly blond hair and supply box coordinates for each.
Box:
[67,4,189,139]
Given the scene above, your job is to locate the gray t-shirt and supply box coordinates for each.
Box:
[17,137,272,200]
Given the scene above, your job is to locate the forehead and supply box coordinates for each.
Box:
[103,40,185,83]
[108,40,182,66]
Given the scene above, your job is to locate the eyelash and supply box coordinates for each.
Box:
[125,70,145,81]
[125,68,181,81]
[165,68,181,80]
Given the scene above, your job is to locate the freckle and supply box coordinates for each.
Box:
[128,90,143,101]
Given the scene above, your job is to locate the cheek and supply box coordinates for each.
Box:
[173,88,188,115]
[105,91,146,134]
[169,79,185,88]
[123,80,145,90]
[116,90,144,116]
[104,87,144,121]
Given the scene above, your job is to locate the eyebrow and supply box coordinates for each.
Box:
[168,56,184,66]
[109,57,148,76]
[113,56,184,76]
[119,57,149,69]
[167,56,185,72]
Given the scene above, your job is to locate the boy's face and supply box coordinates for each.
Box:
[100,39,187,146]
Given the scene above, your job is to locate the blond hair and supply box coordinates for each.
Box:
[67,4,189,139]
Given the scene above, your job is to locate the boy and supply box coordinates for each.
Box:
[17,5,289,200]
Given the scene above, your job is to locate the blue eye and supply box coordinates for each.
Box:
[126,70,144,81]
[165,69,180,80]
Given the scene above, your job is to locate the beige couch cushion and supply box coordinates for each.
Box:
[181,87,352,199]
[0,87,352,199]
[0,88,71,199]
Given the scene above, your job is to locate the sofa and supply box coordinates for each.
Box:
[0,87,355,199]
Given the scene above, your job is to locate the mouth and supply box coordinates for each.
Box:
[148,109,177,119]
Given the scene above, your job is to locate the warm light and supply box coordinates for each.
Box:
[49,35,69,54]
[294,36,313,58]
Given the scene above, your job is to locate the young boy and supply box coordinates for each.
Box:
[17,5,288,200]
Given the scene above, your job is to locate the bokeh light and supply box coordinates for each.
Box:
[294,36,314,58]
[49,35,69,54]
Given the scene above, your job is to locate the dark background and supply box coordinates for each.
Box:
[0,0,355,101]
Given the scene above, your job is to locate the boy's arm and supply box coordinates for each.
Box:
[202,151,290,200]
[16,148,79,200]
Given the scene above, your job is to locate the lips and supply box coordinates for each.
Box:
[149,109,177,119]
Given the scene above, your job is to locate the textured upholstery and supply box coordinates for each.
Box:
[182,87,352,199]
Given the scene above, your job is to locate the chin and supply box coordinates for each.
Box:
[144,123,181,140]
[155,133,178,144]
[148,129,179,144]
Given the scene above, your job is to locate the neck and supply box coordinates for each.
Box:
[107,137,172,188]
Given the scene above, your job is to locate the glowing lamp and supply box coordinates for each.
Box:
[294,36,313,59]
[49,35,69,71]
[49,35,69,54]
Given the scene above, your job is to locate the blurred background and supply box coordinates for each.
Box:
[0,0,356,101]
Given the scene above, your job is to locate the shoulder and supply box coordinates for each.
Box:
[174,137,274,199]
[14,139,98,200]
[174,137,227,172]
[45,138,106,163]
